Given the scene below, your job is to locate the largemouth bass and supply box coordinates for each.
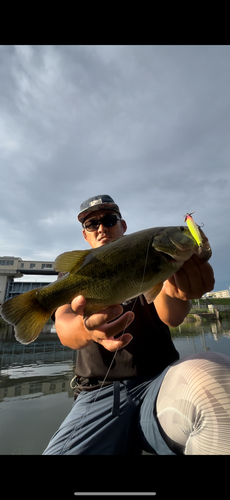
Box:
[0,225,211,344]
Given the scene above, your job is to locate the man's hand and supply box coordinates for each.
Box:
[55,296,134,352]
[162,255,215,301]
[154,255,215,327]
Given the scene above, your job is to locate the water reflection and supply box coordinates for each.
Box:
[1,320,230,454]
[1,339,76,402]
[170,319,230,358]
[0,324,76,454]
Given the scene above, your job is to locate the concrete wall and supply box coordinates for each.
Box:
[0,256,56,304]
[0,275,9,305]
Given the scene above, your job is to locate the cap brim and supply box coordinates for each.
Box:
[78,203,121,223]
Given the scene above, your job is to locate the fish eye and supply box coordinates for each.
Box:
[179,226,185,232]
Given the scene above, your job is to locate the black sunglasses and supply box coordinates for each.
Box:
[83,214,122,232]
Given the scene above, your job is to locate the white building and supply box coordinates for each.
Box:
[204,287,230,299]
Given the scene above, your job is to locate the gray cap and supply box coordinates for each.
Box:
[77,194,121,223]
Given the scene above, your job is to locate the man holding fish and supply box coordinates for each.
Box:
[54,199,213,354]
[3,193,229,455]
[42,195,230,455]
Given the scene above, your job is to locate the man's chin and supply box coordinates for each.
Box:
[99,237,112,245]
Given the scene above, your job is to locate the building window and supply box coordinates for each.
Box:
[49,383,56,391]
[0,260,14,266]
[15,385,22,396]
[41,263,53,269]
[29,383,42,394]
[21,263,24,268]
[30,263,36,269]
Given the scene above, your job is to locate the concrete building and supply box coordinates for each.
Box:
[205,288,230,299]
[0,256,57,304]
[5,278,55,301]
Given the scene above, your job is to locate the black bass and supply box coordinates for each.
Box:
[0,226,211,344]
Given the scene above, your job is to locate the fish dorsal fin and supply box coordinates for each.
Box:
[144,282,163,303]
[54,249,91,273]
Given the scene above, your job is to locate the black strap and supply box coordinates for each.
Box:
[111,380,120,416]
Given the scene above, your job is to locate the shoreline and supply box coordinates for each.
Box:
[185,311,230,323]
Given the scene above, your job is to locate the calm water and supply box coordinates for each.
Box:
[1,319,230,455]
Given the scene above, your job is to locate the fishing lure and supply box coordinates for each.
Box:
[183,212,203,250]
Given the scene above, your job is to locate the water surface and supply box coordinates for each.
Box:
[1,319,230,454]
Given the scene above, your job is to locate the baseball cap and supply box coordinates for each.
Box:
[77,194,122,223]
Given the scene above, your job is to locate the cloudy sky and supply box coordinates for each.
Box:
[1,45,230,291]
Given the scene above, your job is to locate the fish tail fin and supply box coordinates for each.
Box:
[1,288,52,344]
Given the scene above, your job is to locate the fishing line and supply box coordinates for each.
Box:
[74,232,154,436]
[96,232,154,390]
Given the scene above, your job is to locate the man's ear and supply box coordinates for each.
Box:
[82,229,88,241]
[122,219,127,234]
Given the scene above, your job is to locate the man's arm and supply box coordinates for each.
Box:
[154,255,215,327]
[55,296,134,352]
[154,291,192,327]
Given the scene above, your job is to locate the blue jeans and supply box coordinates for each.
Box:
[43,365,174,455]
[43,352,230,455]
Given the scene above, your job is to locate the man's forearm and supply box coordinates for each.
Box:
[154,289,191,327]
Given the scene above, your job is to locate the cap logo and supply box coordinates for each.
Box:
[89,198,102,207]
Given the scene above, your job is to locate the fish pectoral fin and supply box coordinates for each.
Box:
[144,282,163,303]
[54,249,91,273]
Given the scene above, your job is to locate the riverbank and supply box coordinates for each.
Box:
[185,311,230,323]
[184,313,216,323]
[190,298,230,322]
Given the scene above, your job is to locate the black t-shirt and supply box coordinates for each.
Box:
[75,295,179,381]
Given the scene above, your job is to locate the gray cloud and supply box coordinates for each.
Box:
[1,45,230,291]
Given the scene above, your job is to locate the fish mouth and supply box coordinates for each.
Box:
[158,246,194,263]
[159,251,177,263]
[166,235,195,262]
[153,228,196,264]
